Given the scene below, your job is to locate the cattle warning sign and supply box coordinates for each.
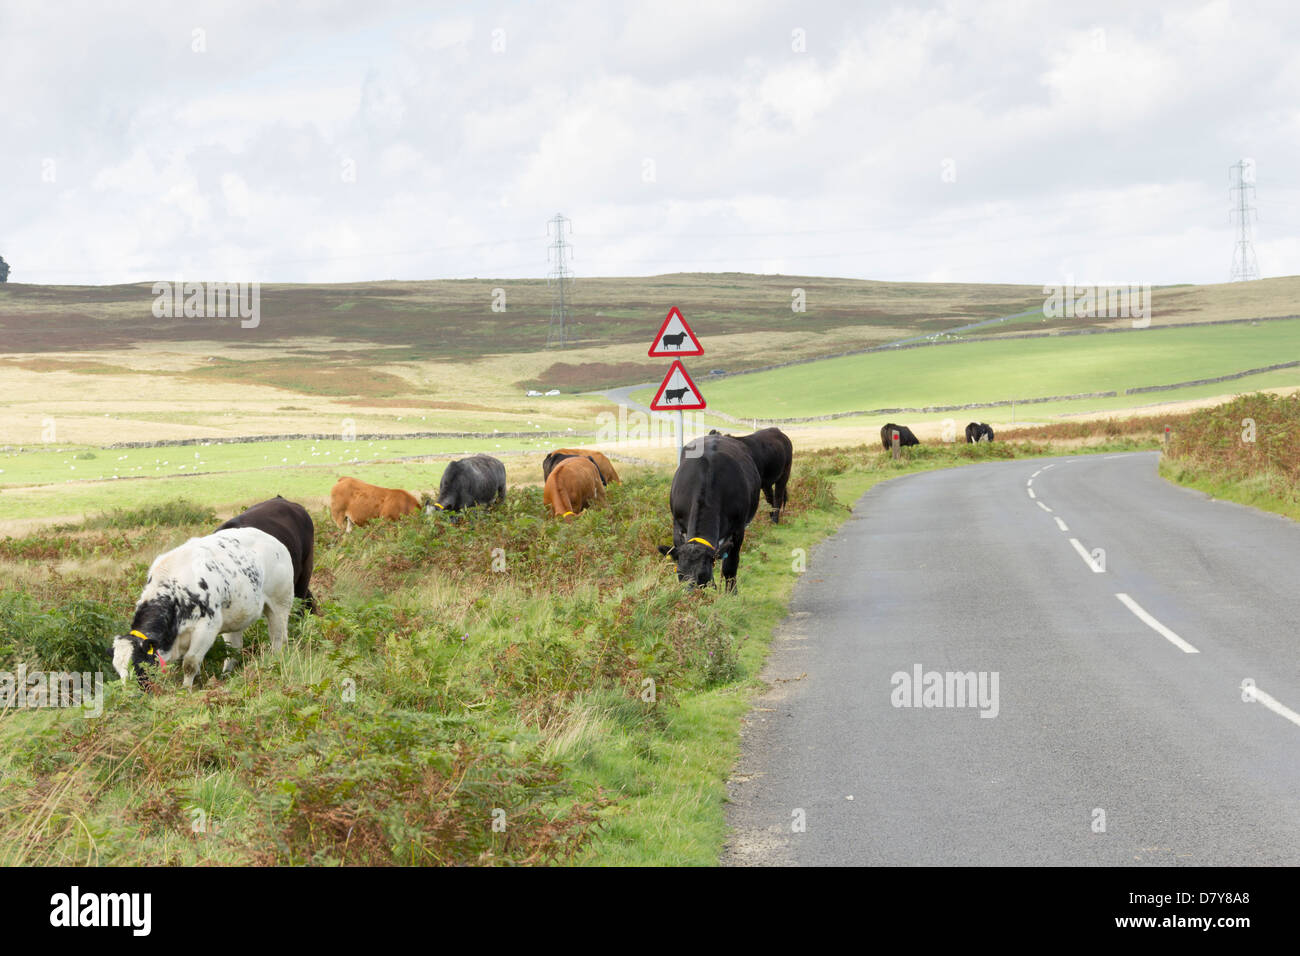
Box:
[649,360,706,410]
[647,307,704,357]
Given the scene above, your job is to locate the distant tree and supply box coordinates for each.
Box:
[0,256,8,282]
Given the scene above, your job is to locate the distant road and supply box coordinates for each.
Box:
[725,452,1300,865]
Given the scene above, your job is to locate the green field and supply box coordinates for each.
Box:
[653,319,1300,420]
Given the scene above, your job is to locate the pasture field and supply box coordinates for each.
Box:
[0,436,1158,866]
[662,318,1300,421]
[5,274,1300,452]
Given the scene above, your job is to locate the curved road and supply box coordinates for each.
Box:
[724,452,1300,865]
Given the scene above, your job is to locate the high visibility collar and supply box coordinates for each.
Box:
[688,537,714,549]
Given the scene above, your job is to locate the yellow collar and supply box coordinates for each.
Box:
[433,502,445,510]
[688,537,714,549]
[562,511,575,516]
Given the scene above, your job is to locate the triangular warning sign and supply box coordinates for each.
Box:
[649,360,707,410]
[647,307,703,357]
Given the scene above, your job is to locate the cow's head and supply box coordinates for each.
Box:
[111,630,164,688]
[658,535,731,588]
[421,492,448,516]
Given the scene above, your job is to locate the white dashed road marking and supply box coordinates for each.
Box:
[1115,593,1199,654]
[1037,501,1053,513]
[1028,488,1036,499]
[1054,517,1069,532]
[1069,538,1105,573]
[1243,684,1300,730]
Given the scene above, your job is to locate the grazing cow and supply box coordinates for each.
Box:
[661,331,689,349]
[965,422,995,443]
[217,496,318,615]
[111,528,293,689]
[657,434,760,591]
[329,476,421,531]
[543,453,607,487]
[543,456,606,518]
[542,448,620,485]
[880,423,920,451]
[429,455,506,513]
[663,386,690,404]
[709,427,793,523]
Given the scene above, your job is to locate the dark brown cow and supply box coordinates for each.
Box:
[217,496,318,615]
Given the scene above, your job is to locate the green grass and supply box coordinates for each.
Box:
[0,435,1158,866]
[1159,391,1300,522]
[0,433,606,522]
[652,319,1300,420]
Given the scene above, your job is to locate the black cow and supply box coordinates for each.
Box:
[216,496,317,615]
[657,434,760,592]
[708,427,793,522]
[965,422,995,443]
[880,423,920,451]
[542,452,607,486]
[661,331,688,349]
[663,386,690,403]
[429,455,506,513]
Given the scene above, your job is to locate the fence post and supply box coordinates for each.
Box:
[891,430,901,461]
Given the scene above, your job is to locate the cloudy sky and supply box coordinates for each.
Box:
[4,0,1298,286]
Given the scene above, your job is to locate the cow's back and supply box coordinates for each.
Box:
[218,497,316,609]
[545,448,619,484]
[673,435,760,526]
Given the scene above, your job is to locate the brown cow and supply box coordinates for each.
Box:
[329,476,421,531]
[543,457,606,519]
[543,448,620,485]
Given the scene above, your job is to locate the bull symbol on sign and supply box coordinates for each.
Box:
[664,387,690,403]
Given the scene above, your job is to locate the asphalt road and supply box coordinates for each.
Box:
[724,451,1300,865]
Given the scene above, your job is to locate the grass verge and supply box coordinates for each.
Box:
[0,435,1157,865]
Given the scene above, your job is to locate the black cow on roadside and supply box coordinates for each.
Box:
[880,423,920,451]
[216,496,318,615]
[657,434,760,592]
[428,455,506,513]
[709,427,793,522]
[965,422,995,443]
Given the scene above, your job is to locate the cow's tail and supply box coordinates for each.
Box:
[555,487,577,518]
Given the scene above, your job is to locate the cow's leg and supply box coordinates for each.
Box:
[344,514,354,533]
[773,475,789,523]
[265,597,291,654]
[221,629,246,675]
[721,536,743,593]
[181,623,221,689]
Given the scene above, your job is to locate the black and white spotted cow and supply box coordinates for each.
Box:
[111,527,294,690]
[965,422,995,443]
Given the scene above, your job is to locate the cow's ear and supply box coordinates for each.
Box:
[657,544,676,557]
[715,536,735,558]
